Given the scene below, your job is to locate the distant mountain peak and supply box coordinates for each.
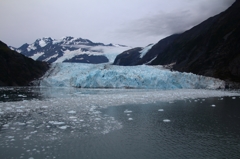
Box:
[10,36,131,64]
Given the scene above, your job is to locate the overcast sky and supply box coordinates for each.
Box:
[0,0,235,47]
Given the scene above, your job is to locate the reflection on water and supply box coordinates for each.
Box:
[0,87,240,159]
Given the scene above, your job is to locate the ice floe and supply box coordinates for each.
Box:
[124,109,133,113]
[0,87,239,156]
[163,119,171,123]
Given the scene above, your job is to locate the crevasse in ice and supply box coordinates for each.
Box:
[40,63,225,89]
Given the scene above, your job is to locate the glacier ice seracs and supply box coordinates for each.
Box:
[40,63,225,89]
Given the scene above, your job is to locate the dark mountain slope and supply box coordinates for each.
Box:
[0,41,49,86]
[113,34,179,66]
[113,47,143,65]
[150,0,240,82]
[137,34,180,65]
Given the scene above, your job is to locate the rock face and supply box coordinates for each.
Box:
[113,47,143,65]
[149,0,240,83]
[113,43,156,65]
[10,36,130,64]
[0,41,49,86]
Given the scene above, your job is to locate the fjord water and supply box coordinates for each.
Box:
[0,87,240,159]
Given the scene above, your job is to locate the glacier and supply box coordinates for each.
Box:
[40,63,225,89]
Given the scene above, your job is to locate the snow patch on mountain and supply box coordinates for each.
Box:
[44,54,59,62]
[54,49,100,63]
[40,63,225,89]
[39,39,47,47]
[31,52,44,60]
[140,44,154,58]
[27,44,37,51]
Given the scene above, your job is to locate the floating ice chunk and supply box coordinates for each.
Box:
[16,106,25,109]
[30,131,37,134]
[232,97,236,99]
[69,116,77,119]
[16,109,24,113]
[124,109,132,113]
[68,110,76,114]
[3,124,9,128]
[24,135,31,140]
[49,121,65,125]
[16,122,26,126]
[127,114,131,116]
[7,136,14,139]
[128,118,133,121]
[18,94,27,97]
[26,120,34,124]
[211,104,216,107]
[79,119,84,122]
[6,107,13,110]
[59,126,68,130]
[29,157,34,159]
[0,111,4,115]
[163,119,171,122]
[41,106,48,109]
[95,118,101,121]
[158,109,164,112]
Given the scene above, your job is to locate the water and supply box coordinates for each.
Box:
[0,87,240,159]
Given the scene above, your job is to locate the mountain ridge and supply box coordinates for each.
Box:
[113,0,240,84]
[150,0,240,83]
[11,36,130,64]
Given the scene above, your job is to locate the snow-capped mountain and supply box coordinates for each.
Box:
[10,36,130,64]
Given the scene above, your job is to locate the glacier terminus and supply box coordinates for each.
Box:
[39,63,225,89]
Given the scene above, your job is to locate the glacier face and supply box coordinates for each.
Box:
[40,63,225,89]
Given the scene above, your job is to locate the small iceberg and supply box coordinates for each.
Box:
[163,119,171,123]
[124,109,132,113]
[68,110,76,114]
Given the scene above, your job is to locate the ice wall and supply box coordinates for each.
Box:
[40,63,225,89]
